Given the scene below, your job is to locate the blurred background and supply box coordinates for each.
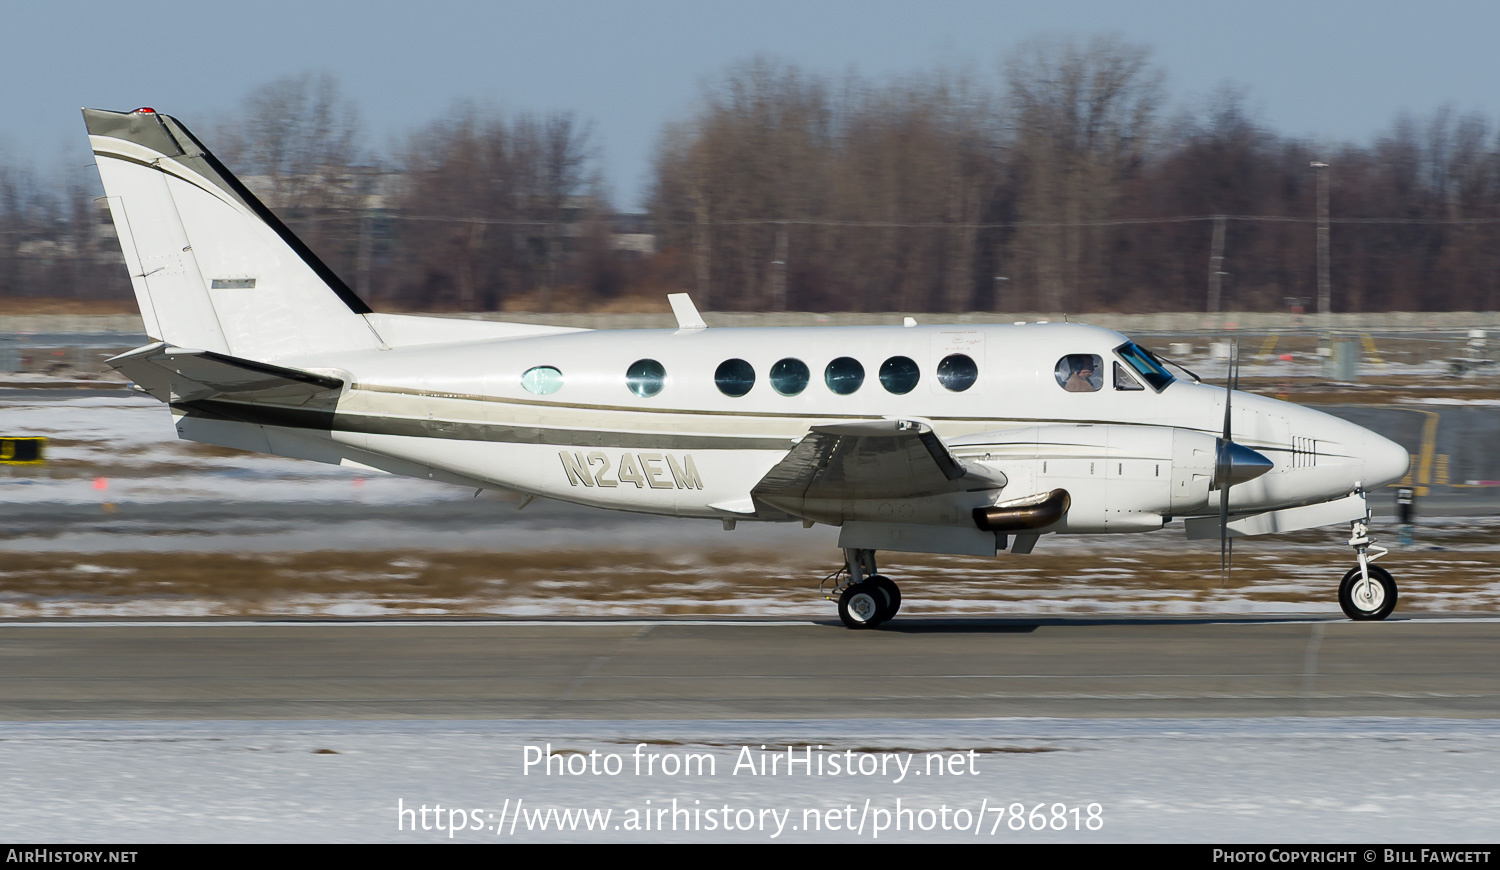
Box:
[6,2,1500,316]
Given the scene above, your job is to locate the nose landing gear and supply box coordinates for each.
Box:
[1340,511,1396,621]
[1339,564,1396,620]
[826,548,902,629]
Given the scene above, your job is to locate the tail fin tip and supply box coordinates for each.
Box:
[86,107,379,361]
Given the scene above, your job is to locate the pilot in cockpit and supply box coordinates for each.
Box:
[1056,354,1102,392]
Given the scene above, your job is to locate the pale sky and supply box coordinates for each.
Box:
[5,0,1499,209]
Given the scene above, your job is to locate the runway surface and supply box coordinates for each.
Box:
[3,616,1498,721]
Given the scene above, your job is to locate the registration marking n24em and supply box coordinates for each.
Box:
[559,451,703,490]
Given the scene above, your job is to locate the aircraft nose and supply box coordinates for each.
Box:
[1362,429,1411,489]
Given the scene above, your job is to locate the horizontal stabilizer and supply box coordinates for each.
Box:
[109,342,343,406]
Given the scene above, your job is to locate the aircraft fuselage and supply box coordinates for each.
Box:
[173,321,1408,541]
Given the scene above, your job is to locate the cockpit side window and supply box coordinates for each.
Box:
[1054,355,1102,392]
[1114,341,1175,391]
[1113,361,1145,391]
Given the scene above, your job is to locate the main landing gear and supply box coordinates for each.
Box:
[1339,512,1397,621]
[825,548,901,629]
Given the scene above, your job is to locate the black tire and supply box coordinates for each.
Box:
[867,574,901,624]
[1338,565,1397,621]
[838,582,882,629]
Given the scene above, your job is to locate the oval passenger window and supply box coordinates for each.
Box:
[879,356,920,394]
[824,357,864,395]
[521,365,563,395]
[626,359,667,398]
[715,358,755,397]
[936,354,978,392]
[770,358,810,396]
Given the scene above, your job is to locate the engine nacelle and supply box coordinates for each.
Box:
[952,424,1217,534]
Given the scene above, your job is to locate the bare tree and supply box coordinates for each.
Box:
[213,71,364,209]
[649,60,1007,312]
[1005,34,1163,311]
[205,72,370,288]
[19,49,1500,314]
[387,105,604,311]
[516,112,601,308]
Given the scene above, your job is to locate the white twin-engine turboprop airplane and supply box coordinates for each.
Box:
[86,106,1411,627]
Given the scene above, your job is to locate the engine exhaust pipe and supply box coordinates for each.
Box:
[973,488,1071,532]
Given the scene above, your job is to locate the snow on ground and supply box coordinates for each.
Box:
[1401,397,1500,406]
[0,717,1495,843]
[1,393,454,505]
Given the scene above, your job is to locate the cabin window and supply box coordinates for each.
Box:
[715,358,755,397]
[626,359,667,398]
[1055,355,1102,392]
[770,358,810,396]
[936,354,978,392]
[879,356,920,394]
[824,357,864,395]
[521,365,564,395]
[1114,361,1145,391]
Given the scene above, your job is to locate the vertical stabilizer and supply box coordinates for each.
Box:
[84,107,383,361]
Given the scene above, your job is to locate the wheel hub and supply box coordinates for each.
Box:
[1353,577,1384,611]
[848,592,879,622]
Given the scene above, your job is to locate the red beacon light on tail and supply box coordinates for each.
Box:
[131,107,156,114]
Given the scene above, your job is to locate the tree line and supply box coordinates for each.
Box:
[5,41,1500,314]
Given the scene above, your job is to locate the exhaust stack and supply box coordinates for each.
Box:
[973,488,1071,533]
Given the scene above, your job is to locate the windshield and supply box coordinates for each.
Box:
[1114,341,1175,392]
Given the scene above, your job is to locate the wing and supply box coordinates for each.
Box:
[752,419,1006,510]
[108,342,343,406]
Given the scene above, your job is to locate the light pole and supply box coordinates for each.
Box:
[1208,214,1226,314]
[1311,161,1331,326]
[771,221,788,311]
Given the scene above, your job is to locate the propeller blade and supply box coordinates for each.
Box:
[1220,494,1230,585]
[1220,338,1240,587]
[1231,337,1241,393]
[1222,338,1238,442]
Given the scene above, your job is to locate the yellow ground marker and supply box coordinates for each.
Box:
[1415,410,1439,497]
[1360,333,1387,368]
[1253,334,1278,365]
[1436,454,1450,487]
[0,437,47,465]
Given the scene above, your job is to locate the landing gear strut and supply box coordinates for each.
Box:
[1340,510,1397,621]
[826,548,901,629]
